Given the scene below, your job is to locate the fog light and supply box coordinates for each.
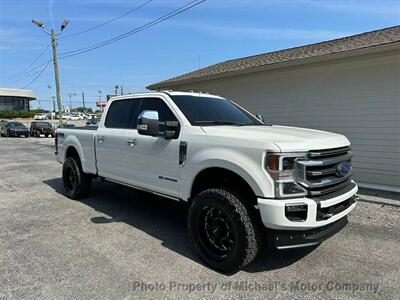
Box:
[285,203,308,222]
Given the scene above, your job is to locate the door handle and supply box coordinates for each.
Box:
[126,138,137,147]
[97,136,104,143]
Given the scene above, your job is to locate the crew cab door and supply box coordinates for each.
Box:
[95,97,182,198]
[130,97,182,198]
[95,98,142,185]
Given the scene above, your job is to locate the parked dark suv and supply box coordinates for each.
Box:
[0,121,30,137]
[30,121,54,137]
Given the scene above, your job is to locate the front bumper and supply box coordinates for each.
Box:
[257,181,357,231]
[8,131,29,137]
[38,130,54,136]
[270,216,348,250]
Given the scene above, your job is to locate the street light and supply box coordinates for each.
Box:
[61,20,70,31]
[32,18,70,127]
[32,19,44,28]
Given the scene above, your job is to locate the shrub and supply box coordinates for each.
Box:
[0,109,44,119]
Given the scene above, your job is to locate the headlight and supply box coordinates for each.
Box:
[265,152,308,198]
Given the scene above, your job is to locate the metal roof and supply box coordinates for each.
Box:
[0,88,37,99]
[148,25,400,90]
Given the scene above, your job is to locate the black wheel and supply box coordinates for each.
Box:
[62,156,92,199]
[188,188,261,273]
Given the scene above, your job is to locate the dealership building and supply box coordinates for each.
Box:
[0,88,37,111]
[148,26,400,192]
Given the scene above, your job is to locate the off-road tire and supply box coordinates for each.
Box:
[188,188,262,273]
[62,156,92,199]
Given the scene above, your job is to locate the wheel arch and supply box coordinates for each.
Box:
[189,167,260,206]
[65,146,80,160]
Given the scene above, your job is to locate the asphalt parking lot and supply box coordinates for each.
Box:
[0,137,399,299]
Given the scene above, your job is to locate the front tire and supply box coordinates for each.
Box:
[188,188,261,273]
[62,156,92,199]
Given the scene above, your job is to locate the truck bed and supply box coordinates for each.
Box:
[57,126,98,175]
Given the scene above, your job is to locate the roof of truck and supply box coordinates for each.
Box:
[109,91,224,102]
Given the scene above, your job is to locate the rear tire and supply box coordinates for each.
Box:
[188,188,262,273]
[62,156,92,199]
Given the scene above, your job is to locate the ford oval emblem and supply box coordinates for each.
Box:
[337,162,352,177]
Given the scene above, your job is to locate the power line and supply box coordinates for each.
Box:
[21,44,50,74]
[0,0,153,84]
[0,0,205,91]
[58,0,205,59]
[61,0,154,39]
[20,61,51,89]
[0,45,50,84]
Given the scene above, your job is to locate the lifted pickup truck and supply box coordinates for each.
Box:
[56,91,357,272]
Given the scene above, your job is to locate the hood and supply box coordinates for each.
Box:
[201,125,350,151]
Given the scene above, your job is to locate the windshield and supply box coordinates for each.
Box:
[170,95,263,126]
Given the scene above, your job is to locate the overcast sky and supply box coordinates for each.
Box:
[0,0,399,110]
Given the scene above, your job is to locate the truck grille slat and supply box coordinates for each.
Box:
[295,147,353,196]
[308,146,351,158]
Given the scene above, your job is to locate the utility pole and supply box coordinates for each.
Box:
[98,90,103,113]
[51,96,56,128]
[32,18,70,127]
[68,93,76,111]
[82,92,85,111]
[51,29,63,125]
[51,96,56,112]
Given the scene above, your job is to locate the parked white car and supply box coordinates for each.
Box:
[69,114,81,121]
[78,113,87,120]
[34,113,48,120]
[56,91,357,272]
[62,113,72,120]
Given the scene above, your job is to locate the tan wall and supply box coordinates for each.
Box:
[172,50,400,190]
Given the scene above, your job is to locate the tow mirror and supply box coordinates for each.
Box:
[256,114,264,122]
[137,110,159,136]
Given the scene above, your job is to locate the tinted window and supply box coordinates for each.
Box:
[138,98,177,132]
[138,98,177,123]
[105,99,140,128]
[34,122,51,128]
[170,95,261,126]
[8,122,25,128]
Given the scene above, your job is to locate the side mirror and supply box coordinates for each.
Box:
[137,110,159,136]
[256,114,264,122]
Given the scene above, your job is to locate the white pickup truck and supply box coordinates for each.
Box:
[56,91,357,272]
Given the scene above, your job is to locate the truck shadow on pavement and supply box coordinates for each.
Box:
[44,177,315,275]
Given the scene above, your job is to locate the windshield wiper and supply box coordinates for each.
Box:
[194,120,248,126]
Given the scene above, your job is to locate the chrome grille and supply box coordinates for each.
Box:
[294,147,353,196]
